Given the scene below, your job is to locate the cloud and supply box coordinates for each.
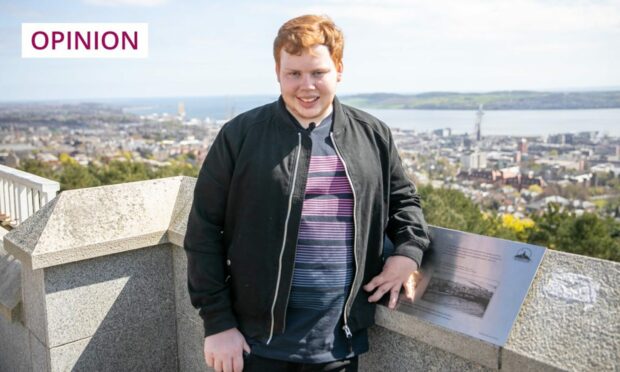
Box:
[280,0,620,36]
[82,0,167,7]
[0,3,45,18]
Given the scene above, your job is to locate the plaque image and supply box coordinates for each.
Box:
[421,272,498,318]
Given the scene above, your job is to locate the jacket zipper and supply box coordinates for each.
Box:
[267,132,302,345]
[330,132,358,342]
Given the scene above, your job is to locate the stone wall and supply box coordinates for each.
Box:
[0,227,31,371]
[0,177,617,371]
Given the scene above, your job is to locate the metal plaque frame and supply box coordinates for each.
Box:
[393,225,546,346]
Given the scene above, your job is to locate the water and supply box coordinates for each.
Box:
[365,108,620,137]
[116,96,620,137]
[115,95,278,122]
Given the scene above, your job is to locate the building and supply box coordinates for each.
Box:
[432,128,452,137]
[474,104,483,141]
[461,151,487,170]
[547,133,574,145]
[518,138,528,154]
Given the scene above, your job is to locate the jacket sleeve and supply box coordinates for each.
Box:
[385,128,431,269]
[184,123,238,337]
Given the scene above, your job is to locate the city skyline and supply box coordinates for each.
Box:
[0,0,618,101]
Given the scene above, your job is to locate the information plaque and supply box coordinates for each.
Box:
[393,225,546,346]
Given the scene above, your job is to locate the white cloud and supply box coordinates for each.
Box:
[280,0,620,37]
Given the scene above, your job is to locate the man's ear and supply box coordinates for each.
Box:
[336,62,343,82]
[275,64,281,83]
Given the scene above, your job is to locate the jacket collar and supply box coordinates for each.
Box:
[275,95,347,135]
[332,96,347,135]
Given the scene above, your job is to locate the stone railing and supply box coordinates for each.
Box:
[0,176,618,371]
[0,164,60,228]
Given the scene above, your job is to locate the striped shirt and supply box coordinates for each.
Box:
[250,113,368,363]
[289,154,354,310]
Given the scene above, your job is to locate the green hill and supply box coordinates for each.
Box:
[342,91,620,110]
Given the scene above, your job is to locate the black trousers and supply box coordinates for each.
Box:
[243,354,358,372]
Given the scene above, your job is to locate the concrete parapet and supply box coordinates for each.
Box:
[3,176,186,270]
[0,227,21,322]
[373,249,619,371]
[0,176,617,371]
[360,325,493,371]
[0,227,30,372]
[2,178,186,371]
[374,305,499,369]
[503,250,619,371]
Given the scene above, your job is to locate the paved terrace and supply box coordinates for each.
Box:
[0,176,618,371]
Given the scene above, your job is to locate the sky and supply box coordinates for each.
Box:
[0,0,619,101]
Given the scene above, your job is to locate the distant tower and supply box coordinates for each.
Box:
[518,138,528,154]
[178,102,186,120]
[474,104,484,141]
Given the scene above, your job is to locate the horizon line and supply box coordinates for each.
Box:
[2,87,620,104]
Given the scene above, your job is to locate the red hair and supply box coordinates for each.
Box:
[273,14,344,68]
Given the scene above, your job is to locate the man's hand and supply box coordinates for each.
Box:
[204,328,251,372]
[363,255,420,309]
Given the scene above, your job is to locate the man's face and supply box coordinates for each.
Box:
[276,44,343,127]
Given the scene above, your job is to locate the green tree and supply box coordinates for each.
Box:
[93,160,152,185]
[155,161,199,178]
[59,163,101,191]
[18,159,57,180]
[418,186,517,240]
[528,203,620,262]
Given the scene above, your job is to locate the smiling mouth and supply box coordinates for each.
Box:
[298,97,319,103]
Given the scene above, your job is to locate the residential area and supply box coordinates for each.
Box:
[2,102,619,224]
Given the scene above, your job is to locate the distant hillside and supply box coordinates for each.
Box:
[341,91,620,110]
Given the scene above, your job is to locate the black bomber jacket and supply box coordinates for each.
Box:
[184,96,430,343]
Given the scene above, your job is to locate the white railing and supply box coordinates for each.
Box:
[0,164,60,227]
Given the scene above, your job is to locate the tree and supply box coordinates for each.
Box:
[93,160,152,185]
[420,187,620,262]
[528,184,543,194]
[18,159,57,180]
[418,185,517,240]
[155,161,199,178]
[528,203,620,262]
[501,214,535,242]
[20,156,198,191]
[59,163,101,190]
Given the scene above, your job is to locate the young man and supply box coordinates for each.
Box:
[184,15,430,372]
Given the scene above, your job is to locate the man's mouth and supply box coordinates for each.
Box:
[298,96,319,103]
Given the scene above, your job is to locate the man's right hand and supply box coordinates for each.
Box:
[204,328,251,372]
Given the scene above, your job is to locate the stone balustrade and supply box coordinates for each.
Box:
[0,176,618,371]
[0,164,60,228]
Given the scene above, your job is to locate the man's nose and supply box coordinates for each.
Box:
[300,73,316,89]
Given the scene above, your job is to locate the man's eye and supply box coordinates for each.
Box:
[289,72,300,77]
[313,71,326,77]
